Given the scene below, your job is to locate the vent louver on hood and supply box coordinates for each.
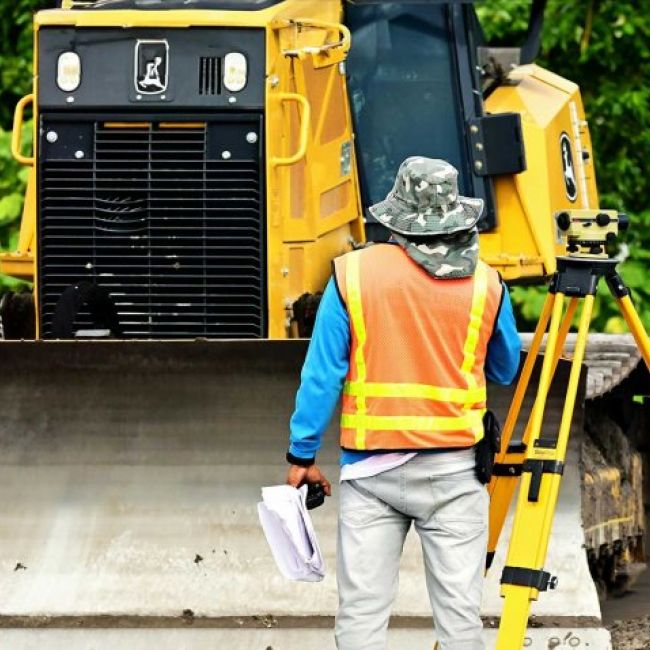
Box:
[199,57,221,96]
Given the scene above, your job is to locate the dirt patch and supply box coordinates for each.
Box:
[609,616,650,649]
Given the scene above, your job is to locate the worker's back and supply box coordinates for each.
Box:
[334,243,502,451]
[337,244,500,386]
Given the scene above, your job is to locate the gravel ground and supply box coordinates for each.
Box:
[609,617,650,649]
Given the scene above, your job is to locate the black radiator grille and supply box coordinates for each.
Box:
[38,117,265,339]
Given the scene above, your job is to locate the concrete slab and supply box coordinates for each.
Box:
[0,342,428,619]
[0,342,605,638]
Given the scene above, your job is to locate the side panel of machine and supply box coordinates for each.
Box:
[480,65,599,282]
[264,16,364,338]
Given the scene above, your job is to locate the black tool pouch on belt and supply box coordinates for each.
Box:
[475,410,502,484]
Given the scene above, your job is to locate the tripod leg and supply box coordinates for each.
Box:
[554,297,593,459]
[487,295,575,567]
[495,292,554,460]
[617,295,650,373]
[496,294,594,649]
[518,297,578,446]
[605,272,650,374]
[549,298,578,370]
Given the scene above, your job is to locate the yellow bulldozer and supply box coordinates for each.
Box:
[0,1,644,648]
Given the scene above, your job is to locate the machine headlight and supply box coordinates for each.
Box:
[223,52,247,93]
[57,52,82,93]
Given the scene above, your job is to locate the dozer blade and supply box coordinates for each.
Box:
[0,342,610,648]
[0,342,332,625]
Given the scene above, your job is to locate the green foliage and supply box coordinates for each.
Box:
[0,1,50,127]
[478,0,650,333]
[0,0,48,291]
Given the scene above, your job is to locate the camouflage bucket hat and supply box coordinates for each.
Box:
[369,157,483,236]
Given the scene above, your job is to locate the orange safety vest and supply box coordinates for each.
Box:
[333,244,502,451]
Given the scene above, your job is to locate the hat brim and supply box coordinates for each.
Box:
[369,194,484,237]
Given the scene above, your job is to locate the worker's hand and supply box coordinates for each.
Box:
[286,464,332,496]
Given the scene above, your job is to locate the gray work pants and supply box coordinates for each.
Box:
[335,452,488,650]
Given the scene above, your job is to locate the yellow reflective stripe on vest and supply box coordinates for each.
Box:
[341,410,485,434]
[461,262,488,410]
[344,381,486,404]
[346,252,368,449]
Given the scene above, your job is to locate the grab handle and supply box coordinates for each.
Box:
[279,18,351,58]
[12,94,35,166]
[271,93,311,168]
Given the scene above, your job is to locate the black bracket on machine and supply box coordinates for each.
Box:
[468,113,526,177]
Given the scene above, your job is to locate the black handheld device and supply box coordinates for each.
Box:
[306,483,326,510]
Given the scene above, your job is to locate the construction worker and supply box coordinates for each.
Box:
[286,158,521,650]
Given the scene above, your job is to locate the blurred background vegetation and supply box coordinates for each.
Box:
[0,0,46,291]
[0,1,648,331]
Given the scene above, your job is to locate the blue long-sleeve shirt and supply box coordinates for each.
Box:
[289,276,521,466]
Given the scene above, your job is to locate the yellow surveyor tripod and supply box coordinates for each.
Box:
[485,210,650,648]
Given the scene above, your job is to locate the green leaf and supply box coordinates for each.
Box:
[619,262,647,289]
[604,316,628,334]
[0,193,23,224]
